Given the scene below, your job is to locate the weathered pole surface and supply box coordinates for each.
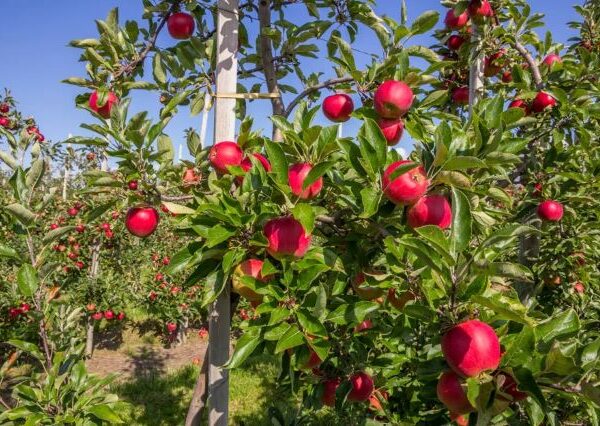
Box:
[468,24,485,113]
[208,1,239,425]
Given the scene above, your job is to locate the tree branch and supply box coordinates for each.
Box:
[513,41,544,90]
[161,194,194,202]
[283,76,354,118]
[258,0,286,141]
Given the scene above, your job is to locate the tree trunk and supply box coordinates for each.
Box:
[85,240,101,358]
[184,347,209,426]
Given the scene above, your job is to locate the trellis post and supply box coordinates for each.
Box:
[208,1,239,425]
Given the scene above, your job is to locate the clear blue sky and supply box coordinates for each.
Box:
[0,1,581,160]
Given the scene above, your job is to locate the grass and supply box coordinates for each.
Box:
[113,355,302,426]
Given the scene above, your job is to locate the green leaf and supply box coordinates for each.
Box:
[43,226,76,244]
[292,203,315,233]
[450,188,471,255]
[275,324,304,353]
[17,264,38,298]
[161,201,195,215]
[360,187,381,218]
[5,203,36,227]
[264,140,288,185]
[226,331,261,368]
[153,52,167,84]
[296,309,327,337]
[326,301,379,325]
[535,309,580,344]
[472,290,532,325]
[410,10,439,35]
[0,244,20,261]
[0,150,18,169]
[302,162,333,190]
[88,405,123,423]
[157,134,174,164]
[443,156,487,171]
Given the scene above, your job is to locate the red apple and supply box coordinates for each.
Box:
[377,118,404,146]
[441,319,501,377]
[531,91,556,113]
[264,216,311,259]
[303,348,323,369]
[117,312,126,321]
[322,378,341,407]
[374,80,414,118]
[92,312,103,321]
[50,223,59,230]
[238,153,272,183]
[68,252,78,260]
[348,372,374,402]
[537,200,563,221]
[542,54,562,67]
[501,70,513,83]
[0,103,9,113]
[407,195,452,229]
[155,273,164,281]
[447,35,466,51]
[125,206,160,237]
[484,49,505,77]
[209,141,243,174]
[67,207,79,217]
[444,9,469,29]
[0,117,10,128]
[86,303,96,312]
[167,12,195,39]
[232,259,271,301]
[104,310,114,320]
[166,322,177,333]
[75,224,85,233]
[450,412,469,426]
[20,303,31,313]
[183,168,201,185]
[573,281,585,294]
[451,87,469,105]
[354,319,373,333]
[437,370,474,414]
[288,163,323,199]
[86,152,96,161]
[89,90,118,119]
[382,160,429,205]
[128,180,138,190]
[467,0,494,19]
[162,256,170,265]
[508,98,529,114]
[322,93,354,122]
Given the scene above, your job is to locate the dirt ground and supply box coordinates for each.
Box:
[86,327,208,380]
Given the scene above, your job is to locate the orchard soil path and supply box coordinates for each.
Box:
[86,327,209,380]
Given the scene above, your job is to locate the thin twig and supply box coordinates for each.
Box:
[513,41,544,90]
[283,76,354,118]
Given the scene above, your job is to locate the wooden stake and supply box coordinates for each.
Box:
[208,1,238,425]
[468,24,485,114]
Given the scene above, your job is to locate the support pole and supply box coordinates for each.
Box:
[468,24,485,114]
[208,1,238,425]
[62,135,72,200]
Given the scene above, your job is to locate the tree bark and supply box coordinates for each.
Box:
[184,347,209,426]
[258,0,285,141]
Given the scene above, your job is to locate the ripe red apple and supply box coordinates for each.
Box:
[484,49,505,77]
[467,0,494,19]
[288,163,323,199]
[348,372,374,402]
[354,319,373,333]
[537,200,563,221]
[437,370,474,414]
[352,272,384,300]
[155,273,164,281]
[322,378,341,407]
[167,12,195,39]
[86,303,96,312]
[111,211,119,220]
[374,80,414,118]
[50,223,59,230]
[447,35,466,51]
[531,91,557,113]
[444,9,469,29]
[183,168,201,186]
[382,160,429,205]
[544,275,562,287]
[75,224,85,233]
[209,141,243,174]
[302,348,323,369]
[92,312,103,321]
[441,319,501,377]
[100,222,111,231]
[0,103,9,113]
[501,70,513,83]
[125,206,160,237]
[166,322,177,333]
[232,259,271,301]
[450,412,469,426]
[496,372,527,402]
[387,288,416,310]
[377,118,404,146]
[68,252,78,260]
[86,152,96,161]
[573,281,585,294]
[264,217,311,259]
[451,87,469,105]
[238,153,272,183]
[407,195,452,229]
[542,54,562,67]
[571,251,586,267]
[20,303,31,313]
[508,98,529,114]
[128,180,138,190]
[0,117,10,128]
[162,256,170,265]
[89,90,118,119]
[117,312,126,321]
[322,93,354,122]
[104,310,114,320]
[67,207,79,217]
